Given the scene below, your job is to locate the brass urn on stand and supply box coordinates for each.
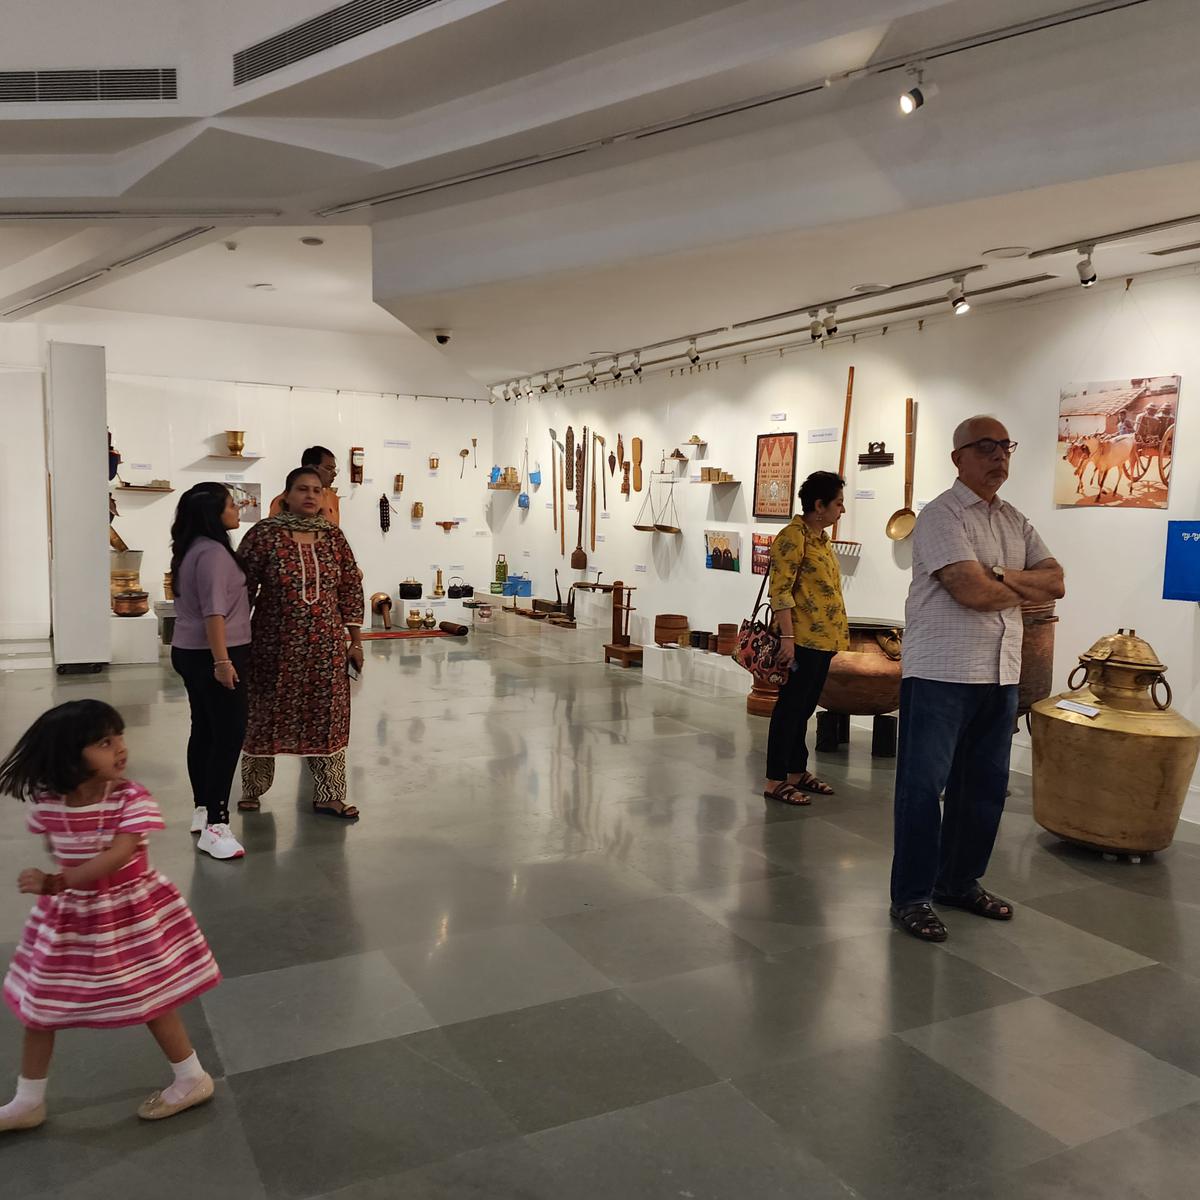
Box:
[1032,629,1200,859]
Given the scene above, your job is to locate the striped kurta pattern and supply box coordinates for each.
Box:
[3,782,220,1030]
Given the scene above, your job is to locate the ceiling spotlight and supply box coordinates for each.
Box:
[899,68,938,115]
[610,357,622,381]
[1076,249,1097,287]
[586,362,598,386]
[823,309,839,336]
[538,375,549,394]
[631,351,642,378]
[809,316,823,343]
[687,339,701,366]
[555,370,566,392]
[947,280,970,315]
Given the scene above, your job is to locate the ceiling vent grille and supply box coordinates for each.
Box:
[234,0,446,85]
[0,68,177,104]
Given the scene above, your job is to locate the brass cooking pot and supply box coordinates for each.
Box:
[112,590,149,617]
[405,608,424,630]
[818,623,903,715]
[1032,629,1200,854]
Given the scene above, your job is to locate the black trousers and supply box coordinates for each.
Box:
[765,647,834,781]
[171,643,250,825]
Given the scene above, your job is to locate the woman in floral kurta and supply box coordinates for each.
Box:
[238,468,365,818]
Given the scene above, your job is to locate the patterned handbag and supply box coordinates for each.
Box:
[734,573,787,685]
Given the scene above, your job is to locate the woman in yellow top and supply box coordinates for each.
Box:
[762,470,850,805]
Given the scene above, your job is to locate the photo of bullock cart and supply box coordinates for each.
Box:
[1055,375,1180,510]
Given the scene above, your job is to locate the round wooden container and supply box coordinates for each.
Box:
[654,614,688,646]
[716,623,737,655]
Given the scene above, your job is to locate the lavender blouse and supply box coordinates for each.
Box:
[170,538,251,650]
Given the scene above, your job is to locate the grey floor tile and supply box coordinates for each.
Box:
[602,831,789,893]
[528,1081,856,1199]
[735,1036,1064,1200]
[202,950,436,1074]
[1045,963,1200,1075]
[6,1083,263,1200]
[938,904,1155,993]
[229,1035,518,1198]
[385,923,612,1026]
[402,990,717,1134]
[933,1150,1156,1200]
[544,894,762,984]
[899,996,1200,1146]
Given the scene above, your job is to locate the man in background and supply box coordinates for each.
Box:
[269,446,340,525]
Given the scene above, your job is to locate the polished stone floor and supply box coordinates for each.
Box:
[3,626,1200,1198]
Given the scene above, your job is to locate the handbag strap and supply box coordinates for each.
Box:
[748,570,771,621]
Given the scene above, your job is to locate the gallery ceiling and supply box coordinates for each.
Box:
[2,0,1198,387]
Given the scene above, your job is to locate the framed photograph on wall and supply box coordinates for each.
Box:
[753,432,797,519]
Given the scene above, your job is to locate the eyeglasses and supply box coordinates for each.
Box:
[960,438,1018,456]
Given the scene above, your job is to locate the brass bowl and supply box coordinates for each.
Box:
[112,590,149,617]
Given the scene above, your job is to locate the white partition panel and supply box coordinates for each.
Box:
[46,342,110,670]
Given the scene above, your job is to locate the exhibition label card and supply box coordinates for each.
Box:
[1055,699,1100,718]
[807,427,838,444]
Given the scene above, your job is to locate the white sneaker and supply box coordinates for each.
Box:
[197,823,245,860]
[189,807,207,835]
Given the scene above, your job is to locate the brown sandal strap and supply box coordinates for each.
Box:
[763,783,811,807]
[797,773,835,795]
[890,903,948,942]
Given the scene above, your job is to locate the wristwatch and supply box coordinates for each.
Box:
[991,565,1006,582]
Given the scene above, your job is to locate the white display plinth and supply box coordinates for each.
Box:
[110,613,160,664]
[642,644,746,696]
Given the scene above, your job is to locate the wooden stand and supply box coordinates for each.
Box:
[603,580,643,668]
[746,675,779,716]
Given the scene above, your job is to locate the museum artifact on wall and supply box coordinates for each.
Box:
[752,431,797,520]
[885,396,917,541]
[831,367,859,549]
[1055,376,1179,509]
[350,446,364,484]
[1032,629,1200,857]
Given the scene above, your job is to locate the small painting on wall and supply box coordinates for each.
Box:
[229,481,262,525]
[704,530,741,571]
[753,432,797,519]
[1056,376,1179,509]
[751,533,774,575]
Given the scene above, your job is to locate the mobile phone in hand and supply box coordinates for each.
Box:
[347,660,362,681]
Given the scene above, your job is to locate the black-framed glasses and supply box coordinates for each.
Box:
[961,438,1018,456]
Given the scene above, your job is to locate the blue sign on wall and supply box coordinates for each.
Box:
[1163,521,1200,601]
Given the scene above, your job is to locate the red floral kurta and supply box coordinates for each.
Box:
[240,522,364,757]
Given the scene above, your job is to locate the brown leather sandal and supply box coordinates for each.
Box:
[933,887,1014,920]
[763,783,811,807]
[795,772,835,796]
[890,903,948,942]
[313,801,360,820]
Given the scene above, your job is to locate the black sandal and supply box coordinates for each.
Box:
[763,783,811,807]
[313,801,360,820]
[890,903,948,942]
[933,887,1014,921]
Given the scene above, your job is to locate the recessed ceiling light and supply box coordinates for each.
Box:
[248,282,276,291]
[300,236,324,246]
[851,283,890,294]
[981,246,1031,260]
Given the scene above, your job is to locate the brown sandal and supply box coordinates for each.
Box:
[795,772,835,796]
[933,887,1014,921]
[890,903,948,942]
[313,801,359,820]
[237,797,261,812]
[763,783,811,807]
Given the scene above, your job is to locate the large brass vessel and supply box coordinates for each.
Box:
[819,621,903,716]
[1018,600,1058,718]
[1031,629,1200,854]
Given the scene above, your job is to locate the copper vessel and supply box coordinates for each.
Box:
[405,608,424,630]
[422,609,438,629]
[225,430,245,456]
[1018,600,1058,717]
[1032,629,1200,854]
[370,592,393,630]
[112,590,149,617]
[819,622,903,715]
[110,549,144,600]
[162,572,175,602]
[411,502,424,519]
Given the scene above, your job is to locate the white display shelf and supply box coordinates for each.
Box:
[110,612,160,665]
[641,643,746,695]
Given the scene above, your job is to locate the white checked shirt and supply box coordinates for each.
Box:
[903,479,1053,686]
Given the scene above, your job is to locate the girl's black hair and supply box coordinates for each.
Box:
[280,466,324,512]
[0,700,126,800]
[169,482,242,588]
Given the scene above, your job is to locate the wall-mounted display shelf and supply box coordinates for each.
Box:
[114,483,175,494]
[205,453,264,462]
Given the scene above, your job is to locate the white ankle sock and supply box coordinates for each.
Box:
[161,1052,205,1104]
[0,1075,47,1118]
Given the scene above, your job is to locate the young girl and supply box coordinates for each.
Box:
[0,700,221,1132]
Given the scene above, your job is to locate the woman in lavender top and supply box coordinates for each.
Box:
[169,484,251,861]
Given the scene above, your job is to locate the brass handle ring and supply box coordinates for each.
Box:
[1067,664,1088,691]
[1151,675,1172,711]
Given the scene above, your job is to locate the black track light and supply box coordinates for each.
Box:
[610,357,622,381]
[809,317,823,343]
[687,339,701,366]
[631,351,642,378]
[586,362,597,386]
[1076,250,1097,287]
[823,309,839,336]
[947,280,970,316]
[555,371,566,392]
[900,68,938,115]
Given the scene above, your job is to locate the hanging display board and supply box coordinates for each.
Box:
[752,431,797,520]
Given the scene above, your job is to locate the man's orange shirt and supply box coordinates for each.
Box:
[267,487,340,526]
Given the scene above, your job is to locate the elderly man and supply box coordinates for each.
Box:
[890,416,1064,943]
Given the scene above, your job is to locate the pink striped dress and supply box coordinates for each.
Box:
[3,781,221,1030]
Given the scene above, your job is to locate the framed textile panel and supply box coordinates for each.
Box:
[752,432,797,519]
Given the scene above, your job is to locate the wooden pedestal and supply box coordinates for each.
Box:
[746,676,779,716]
[604,642,644,668]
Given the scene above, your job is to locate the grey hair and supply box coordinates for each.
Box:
[953,415,1006,450]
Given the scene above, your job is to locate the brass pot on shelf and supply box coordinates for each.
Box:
[1032,629,1200,854]
[225,430,246,456]
[110,548,144,599]
[405,608,424,630]
[112,590,149,617]
[162,572,175,602]
[422,609,438,629]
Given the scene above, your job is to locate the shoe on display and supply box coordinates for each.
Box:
[137,1073,214,1121]
[190,807,207,835]
[196,824,245,860]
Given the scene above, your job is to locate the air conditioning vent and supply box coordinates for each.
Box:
[0,68,177,104]
[234,0,446,85]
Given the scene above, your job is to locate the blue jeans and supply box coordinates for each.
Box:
[890,677,1018,908]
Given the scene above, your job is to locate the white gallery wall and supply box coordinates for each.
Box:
[491,265,1200,798]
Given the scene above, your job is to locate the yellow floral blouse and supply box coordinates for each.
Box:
[767,517,850,652]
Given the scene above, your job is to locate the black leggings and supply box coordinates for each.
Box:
[171,643,250,825]
[765,647,834,781]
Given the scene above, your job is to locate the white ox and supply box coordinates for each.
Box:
[1063,434,1135,497]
